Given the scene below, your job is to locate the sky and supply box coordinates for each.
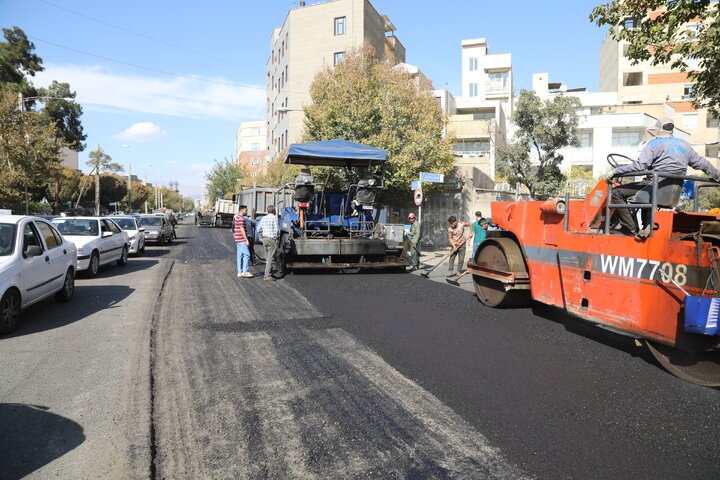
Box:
[0,0,610,198]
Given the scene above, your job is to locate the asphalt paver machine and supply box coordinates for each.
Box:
[276,140,407,272]
[468,153,720,386]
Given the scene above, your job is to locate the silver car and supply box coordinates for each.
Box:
[107,216,146,255]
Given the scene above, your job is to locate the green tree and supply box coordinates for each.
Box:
[496,90,581,200]
[126,181,148,212]
[205,157,245,205]
[591,1,720,116]
[37,81,86,152]
[303,46,455,206]
[0,93,62,212]
[0,26,43,101]
[86,146,123,174]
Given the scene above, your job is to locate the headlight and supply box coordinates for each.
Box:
[76,247,84,255]
[128,234,136,240]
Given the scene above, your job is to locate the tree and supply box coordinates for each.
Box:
[0,93,62,212]
[86,147,123,174]
[496,90,581,200]
[37,81,86,152]
[591,1,720,116]
[126,181,148,212]
[205,157,245,205]
[303,46,455,206]
[0,26,43,101]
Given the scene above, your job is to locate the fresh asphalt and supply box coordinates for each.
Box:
[2,221,719,479]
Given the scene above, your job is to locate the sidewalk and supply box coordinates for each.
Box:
[407,246,475,293]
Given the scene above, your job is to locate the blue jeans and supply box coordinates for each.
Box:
[236,242,250,273]
[472,242,481,259]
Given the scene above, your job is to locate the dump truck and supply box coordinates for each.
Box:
[211,198,237,228]
[468,153,720,386]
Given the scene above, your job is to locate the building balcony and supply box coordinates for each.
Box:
[446,116,494,139]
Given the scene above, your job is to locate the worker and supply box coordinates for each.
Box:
[447,216,472,278]
[470,211,489,258]
[257,205,280,281]
[244,211,256,266]
[407,213,421,271]
[608,116,720,235]
[233,205,252,278]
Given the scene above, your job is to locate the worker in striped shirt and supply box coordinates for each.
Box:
[257,205,279,281]
[233,205,252,278]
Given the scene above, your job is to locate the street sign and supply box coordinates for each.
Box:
[414,188,423,206]
[108,202,116,206]
[419,172,444,183]
[411,180,420,191]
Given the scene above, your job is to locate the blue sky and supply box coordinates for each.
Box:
[0,0,609,197]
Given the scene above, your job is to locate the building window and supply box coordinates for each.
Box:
[623,17,638,29]
[682,113,699,129]
[683,84,695,99]
[469,57,478,71]
[472,112,495,120]
[623,72,643,86]
[251,127,261,135]
[612,131,643,147]
[453,141,491,155]
[251,157,259,165]
[469,83,478,97]
[685,24,700,41]
[334,17,346,36]
[334,52,345,65]
[578,132,593,149]
[487,71,509,90]
[251,143,260,151]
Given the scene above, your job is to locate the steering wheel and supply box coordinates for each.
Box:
[607,153,633,169]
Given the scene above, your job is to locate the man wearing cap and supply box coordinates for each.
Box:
[407,213,421,270]
[608,116,720,234]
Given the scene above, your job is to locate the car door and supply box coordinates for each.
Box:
[33,220,68,293]
[99,220,115,264]
[107,219,125,259]
[20,220,52,304]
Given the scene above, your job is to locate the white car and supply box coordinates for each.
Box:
[107,216,145,255]
[51,217,130,277]
[0,215,77,334]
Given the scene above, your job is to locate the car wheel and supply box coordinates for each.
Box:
[0,289,21,335]
[139,241,145,255]
[166,234,172,245]
[55,268,75,302]
[117,245,129,266]
[87,251,100,278]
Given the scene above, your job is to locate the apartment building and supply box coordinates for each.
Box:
[599,12,719,162]
[235,120,267,177]
[533,73,690,178]
[266,0,406,162]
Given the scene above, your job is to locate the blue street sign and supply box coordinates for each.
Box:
[108,202,116,206]
[420,172,444,183]
[411,180,421,190]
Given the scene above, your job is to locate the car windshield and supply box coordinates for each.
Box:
[0,223,16,256]
[52,219,99,236]
[113,218,137,230]
[139,217,162,226]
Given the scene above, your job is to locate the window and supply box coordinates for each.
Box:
[623,72,643,86]
[469,83,478,97]
[23,223,42,253]
[251,127,261,135]
[707,116,720,129]
[683,84,695,100]
[251,157,259,165]
[453,141,491,154]
[334,52,345,66]
[612,131,643,147]
[334,17,346,36]
[472,112,495,120]
[682,113,699,129]
[108,221,122,234]
[487,71,509,90]
[251,143,260,151]
[577,132,593,149]
[469,57,478,71]
[685,24,700,41]
[623,17,637,29]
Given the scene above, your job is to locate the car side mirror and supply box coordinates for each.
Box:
[139,227,146,232]
[102,231,113,238]
[24,245,43,258]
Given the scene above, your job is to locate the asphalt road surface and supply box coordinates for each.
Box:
[2,221,719,479]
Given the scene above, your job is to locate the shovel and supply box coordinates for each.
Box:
[420,240,467,278]
[446,269,470,286]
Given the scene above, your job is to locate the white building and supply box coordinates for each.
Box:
[235,120,268,176]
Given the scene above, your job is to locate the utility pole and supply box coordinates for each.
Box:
[127,162,132,213]
[94,143,101,216]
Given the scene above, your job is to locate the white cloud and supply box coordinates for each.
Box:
[190,163,213,171]
[166,160,177,165]
[113,122,167,142]
[34,64,266,120]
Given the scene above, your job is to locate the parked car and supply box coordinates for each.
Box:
[51,217,129,277]
[138,215,174,244]
[0,215,77,334]
[107,215,146,255]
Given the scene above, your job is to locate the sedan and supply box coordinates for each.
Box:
[138,215,174,244]
[0,215,77,334]
[107,215,146,255]
[51,217,130,277]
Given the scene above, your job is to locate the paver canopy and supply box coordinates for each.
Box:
[283,139,387,167]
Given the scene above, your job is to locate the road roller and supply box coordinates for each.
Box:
[468,155,720,386]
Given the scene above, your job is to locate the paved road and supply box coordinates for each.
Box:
[3,222,719,479]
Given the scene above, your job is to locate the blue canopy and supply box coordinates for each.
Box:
[283,139,387,167]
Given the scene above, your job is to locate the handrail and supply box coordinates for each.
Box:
[605,171,720,236]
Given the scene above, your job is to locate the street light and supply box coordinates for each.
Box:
[275,106,302,114]
[18,94,74,111]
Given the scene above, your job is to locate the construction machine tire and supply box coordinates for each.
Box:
[472,238,530,308]
[645,340,720,387]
